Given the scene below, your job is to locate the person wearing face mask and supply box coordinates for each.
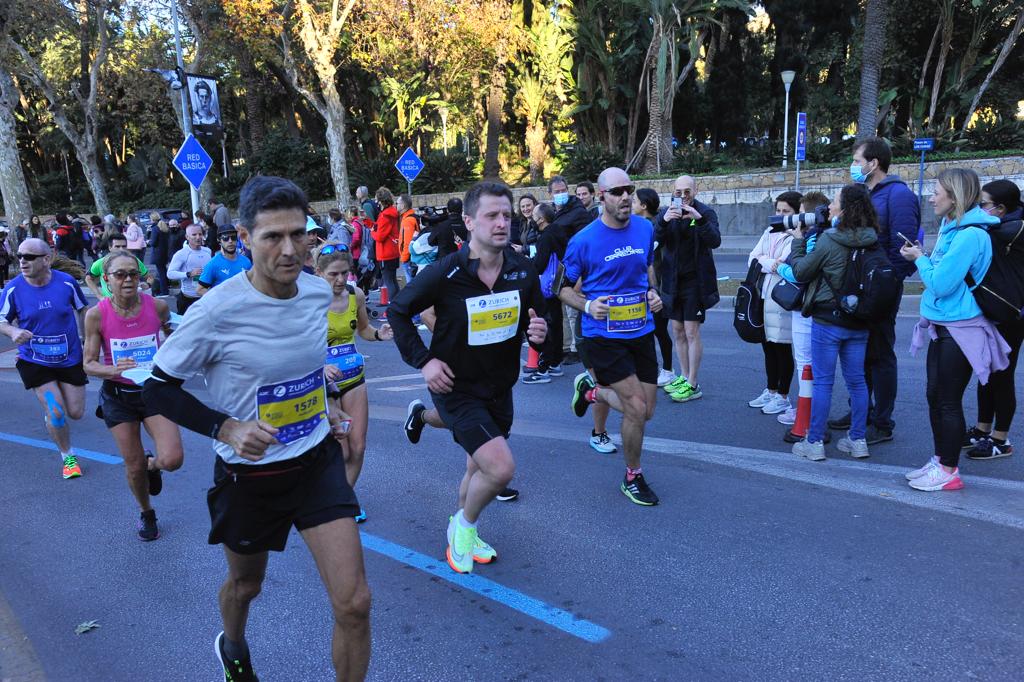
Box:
[962,179,1024,460]
[746,191,801,417]
[544,175,593,366]
[901,169,1009,491]
[788,184,881,462]
[830,137,920,445]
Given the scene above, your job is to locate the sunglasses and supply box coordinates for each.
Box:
[606,185,636,197]
[319,244,349,256]
[16,253,43,262]
[220,234,238,242]
[109,270,141,281]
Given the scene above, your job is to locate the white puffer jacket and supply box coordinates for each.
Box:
[748,228,793,344]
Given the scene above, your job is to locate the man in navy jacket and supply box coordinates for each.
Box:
[830,137,920,444]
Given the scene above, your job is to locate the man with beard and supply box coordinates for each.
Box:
[198,225,253,295]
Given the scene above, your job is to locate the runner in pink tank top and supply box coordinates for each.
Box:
[83,250,185,541]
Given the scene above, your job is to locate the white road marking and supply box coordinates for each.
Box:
[366,372,423,384]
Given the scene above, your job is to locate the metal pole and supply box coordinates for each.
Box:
[796,158,801,192]
[407,180,412,199]
[918,150,926,198]
[172,0,200,216]
[782,85,791,169]
[222,135,228,179]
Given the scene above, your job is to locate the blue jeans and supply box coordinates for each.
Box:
[809,321,869,443]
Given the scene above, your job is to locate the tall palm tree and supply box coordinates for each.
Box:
[856,0,888,140]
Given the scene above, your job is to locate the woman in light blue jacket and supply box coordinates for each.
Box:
[901,168,1005,492]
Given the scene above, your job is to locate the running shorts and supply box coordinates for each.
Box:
[16,359,88,390]
[206,436,359,554]
[430,389,514,456]
[666,275,705,323]
[97,380,160,428]
[586,332,659,386]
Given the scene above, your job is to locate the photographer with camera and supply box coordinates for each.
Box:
[787,184,880,462]
[747,191,802,417]
[428,197,468,259]
[655,175,721,403]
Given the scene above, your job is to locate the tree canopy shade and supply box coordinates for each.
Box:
[3,0,1024,216]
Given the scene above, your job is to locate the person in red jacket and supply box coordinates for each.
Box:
[373,187,401,297]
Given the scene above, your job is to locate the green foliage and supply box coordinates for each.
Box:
[558,143,622,182]
[349,157,403,196]
[244,132,334,200]
[416,153,478,194]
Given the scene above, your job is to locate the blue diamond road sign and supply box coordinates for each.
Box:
[395,147,425,184]
[172,134,213,191]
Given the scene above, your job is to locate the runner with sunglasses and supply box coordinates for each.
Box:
[560,167,664,506]
[317,245,393,523]
[197,225,252,295]
[82,250,183,541]
[0,238,89,479]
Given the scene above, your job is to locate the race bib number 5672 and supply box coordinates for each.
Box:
[466,291,520,346]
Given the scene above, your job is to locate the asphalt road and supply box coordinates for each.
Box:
[1,305,1023,681]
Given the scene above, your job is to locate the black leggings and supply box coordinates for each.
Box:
[654,312,673,372]
[761,341,794,394]
[976,321,1024,433]
[927,329,974,468]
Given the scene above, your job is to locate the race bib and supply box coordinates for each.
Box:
[466,291,520,346]
[606,292,648,333]
[109,334,158,369]
[29,334,69,364]
[326,343,365,386]
[255,368,327,445]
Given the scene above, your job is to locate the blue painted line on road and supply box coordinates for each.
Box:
[359,531,611,643]
[0,431,122,465]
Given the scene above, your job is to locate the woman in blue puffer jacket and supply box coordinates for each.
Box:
[901,168,1009,492]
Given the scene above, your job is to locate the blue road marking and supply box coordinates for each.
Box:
[0,431,123,465]
[359,532,612,643]
[2,430,611,642]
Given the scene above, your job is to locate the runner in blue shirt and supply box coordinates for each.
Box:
[560,167,664,506]
[197,225,252,294]
[0,238,90,479]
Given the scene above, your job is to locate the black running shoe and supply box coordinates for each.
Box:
[563,351,580,366]
[827,412,851,430]
[138,509,159,542]
[405,399,426,444]
[620,473,659,506]
[145,451,163,496]
[962,426,990,450]
[571,372,596,418]
[215,631,259,682]
[496,487,519,502]
[967,436,1013,460]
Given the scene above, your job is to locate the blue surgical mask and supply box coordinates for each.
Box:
[850,164,869,184]
[552,192,569,207]
[830,215,840,228]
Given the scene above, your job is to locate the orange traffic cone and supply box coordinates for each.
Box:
[524,346,540,373]
[784,364,813,443]
[379,284,390,306]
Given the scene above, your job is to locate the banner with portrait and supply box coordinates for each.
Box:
[186,73,223,141]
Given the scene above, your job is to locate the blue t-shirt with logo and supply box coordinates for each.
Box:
[563,215,655,339]
[198,252,252,289]
[0,271,88,367]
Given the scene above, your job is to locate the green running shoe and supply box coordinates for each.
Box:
[662,375,689,394]
[446,521,477,574]
[448,516,497,563]
[669,380,702,403]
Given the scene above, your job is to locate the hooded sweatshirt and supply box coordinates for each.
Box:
[914,205,997,323]
[789,225,879,326]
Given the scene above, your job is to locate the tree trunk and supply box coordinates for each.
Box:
[75,137,109,215]
[642,25,667,175]
[525,121,546,185]
[483,66,505,179]
[321,82,351,207]
[239,51,265,155]
[0,67,33,227]
[856,0,888,140]
[928,0,954,130]
[959,8,1024,139]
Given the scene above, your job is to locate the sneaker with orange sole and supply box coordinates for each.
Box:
[62,454,82,479]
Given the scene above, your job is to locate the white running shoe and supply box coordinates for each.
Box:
[793,439,826,461]
[761,394,791,415]
[657,368,677,387]
[589,431,617,454]
[837,434,870,458]
[748,389,773,408]
[908,465,964,492]
[776,406,797,425]
[905,456,940,481]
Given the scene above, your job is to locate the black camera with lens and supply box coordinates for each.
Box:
[768,205,829,233]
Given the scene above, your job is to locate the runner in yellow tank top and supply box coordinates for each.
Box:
[318,246,393,523]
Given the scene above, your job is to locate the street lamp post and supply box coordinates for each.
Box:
[171,0,200,216]
[781,70,796,169]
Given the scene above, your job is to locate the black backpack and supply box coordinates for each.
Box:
[733,260,766,343]
[826,242,902,327]
[966,220,1024,324]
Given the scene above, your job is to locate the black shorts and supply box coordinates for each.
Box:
[338,376,366,399]
[586,332,659,386]
[667,276,705,323]
[207,437,359,554]
[16,359,88,390]
[430,389,513,456]
[97,380,159,428]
